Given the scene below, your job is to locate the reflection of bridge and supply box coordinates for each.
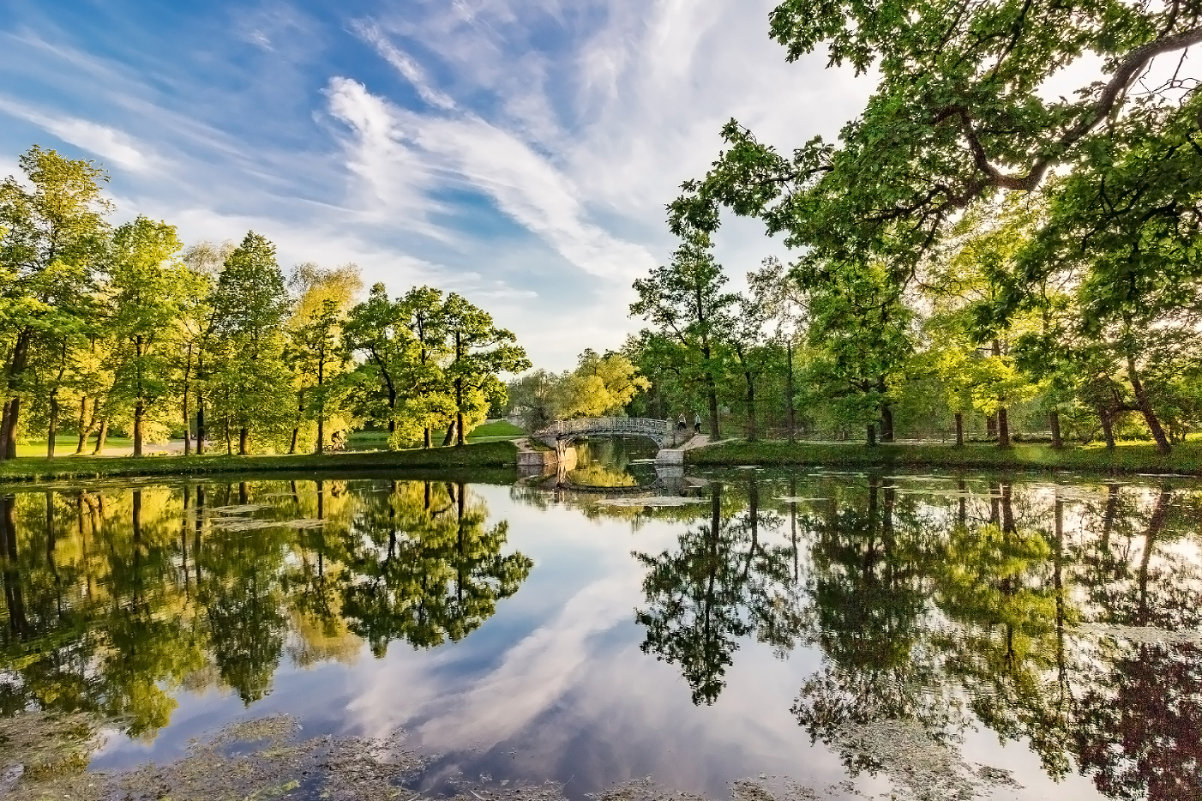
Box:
[532,417,676,449]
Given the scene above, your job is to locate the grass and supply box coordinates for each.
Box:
[15,435,134,457]
[0,440,519,484]
[347,420,526,448]
[687,439,1202,476]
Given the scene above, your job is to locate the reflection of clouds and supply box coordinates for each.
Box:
[415,576,635,749]
[342,500,849,798]
[345,571,634,743]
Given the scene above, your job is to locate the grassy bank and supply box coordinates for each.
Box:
[347,420,526,448]
[687,440,1202,476]
[0,441,518,483]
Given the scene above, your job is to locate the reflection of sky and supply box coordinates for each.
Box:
[80,478,1158,800]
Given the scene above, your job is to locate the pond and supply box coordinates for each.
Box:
[1,466,1200,801]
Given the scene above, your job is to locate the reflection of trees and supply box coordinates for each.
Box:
[931,483,1073,778]
[1075,642,1202,801]
[337,481,532,654]
[783,476,1202,800]
[0,478,527,746]
[1070,484,1202,801]
[635,477,802,705]
[791,478,955,772]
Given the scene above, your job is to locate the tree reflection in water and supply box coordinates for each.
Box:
[634,476,803,705]
[631,473,1202,800]
[0,479,530,739]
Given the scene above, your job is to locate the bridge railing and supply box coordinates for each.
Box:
[533,417,673,444]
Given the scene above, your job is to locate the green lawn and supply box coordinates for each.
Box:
[0,441,519,484]
[687,439,1202,476]
[15,435,135,457]
[348,420,526,449]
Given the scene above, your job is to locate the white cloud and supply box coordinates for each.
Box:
[0,0,875,370]
[351,20,458,111]
[324,77,657,282]
[0,96,162,175]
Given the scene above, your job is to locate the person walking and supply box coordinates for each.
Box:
[677,413,687,432]
[694,412,702,435]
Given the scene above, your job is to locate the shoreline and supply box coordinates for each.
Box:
[685,440,1202,477]
[0,441,519,484]
[4,439,1201,484]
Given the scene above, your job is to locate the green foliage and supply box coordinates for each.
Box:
[506,349,649,430]
[630,229,739,437]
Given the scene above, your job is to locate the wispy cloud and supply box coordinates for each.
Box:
[351,20,458,111]
[0,96,162,175]
[0,0,873,369]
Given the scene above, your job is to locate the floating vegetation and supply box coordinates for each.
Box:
[1078,623,1202,646]
[208,503,269,515]
[209,516,325,531]
[596,496,707,508]
[0,711,100,799]
[6,714,426,801]
[830,720,1017,801]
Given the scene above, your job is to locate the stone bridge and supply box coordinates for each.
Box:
[532,417,678,449]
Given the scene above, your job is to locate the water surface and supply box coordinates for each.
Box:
[1,468,1200,800]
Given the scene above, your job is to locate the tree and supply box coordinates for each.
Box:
[396,286,453,448]
[1010,99,1202,454]
[285,263,362,454]
[748,258,807,442]
[556,349,650,420]
[673,1,1202,276]
[631,229,738,438]
[800,259,911,445]
[104,217,195,456]
[441,294,530,446]
[0,146,109,459]
[179,241,230,455]
[207,232,291,454]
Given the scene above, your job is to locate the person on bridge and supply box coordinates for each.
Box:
[694,413,701,434]
[677,413,686,432]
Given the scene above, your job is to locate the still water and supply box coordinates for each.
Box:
[1,465,1200,800]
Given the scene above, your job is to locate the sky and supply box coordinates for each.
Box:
[0,0,872,370]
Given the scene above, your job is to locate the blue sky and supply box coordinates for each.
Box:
[0,0,870,369]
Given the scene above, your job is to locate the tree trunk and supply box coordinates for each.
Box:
[880,404,895,443]
[75,397,94,454]
[182,344,193,456]
[443,419,456,447]
[289,388,304,454]
[1100,409,1116,449]
[316,356,325,455]
[866,422,877,447]
[997,406,1011,448]
[92,419,108,455]
[986,413,997,440]
[455,375,466,447]
[785,343,796,443]
[133,400,145,457]
[238,427,249,455]
[1049,410,1063,449]
[424,427,431,449]
[224,420,232,455]
[196,397,206,455]
[47,390,59,458]
[743,367,757,442]
[954,412,964,447]
[1125,352,1170,454]
[0,398,20,461]
[0,331,32,461]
